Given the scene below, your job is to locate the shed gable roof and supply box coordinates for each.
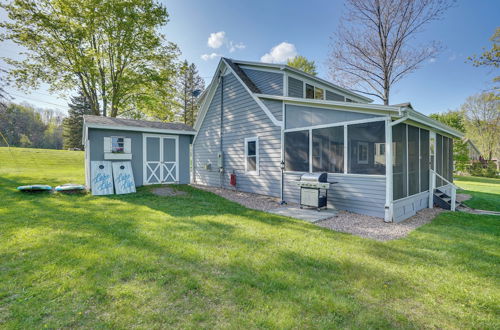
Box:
[84,115,195,133]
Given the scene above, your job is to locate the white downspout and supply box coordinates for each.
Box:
[384,117,393,222]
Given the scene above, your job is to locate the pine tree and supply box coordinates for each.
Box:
[63,91,92,149]
[177,61,204,126]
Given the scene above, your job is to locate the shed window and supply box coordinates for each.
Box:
[245,137,259,174]
[348,121,386,174]
[312,126,344,173]
[285,130,309,172]
[112,137,125,153]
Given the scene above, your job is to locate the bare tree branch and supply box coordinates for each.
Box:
[328,0,453,105]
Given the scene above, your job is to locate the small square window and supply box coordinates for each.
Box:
[112,137,125,153]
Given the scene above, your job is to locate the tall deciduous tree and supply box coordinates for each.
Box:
[328,0,452,105]
[462,92,500,160]
[177,61,204,127]
[287,56,318,75]
[0,0,178,117]
[468,27,500,87]
[63,91,92,149]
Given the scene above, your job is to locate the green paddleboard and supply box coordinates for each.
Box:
[17,185,52,191]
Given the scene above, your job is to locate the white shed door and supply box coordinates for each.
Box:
[144,135,178,185]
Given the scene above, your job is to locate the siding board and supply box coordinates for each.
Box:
[242,68,283,96]
[194,72,282,196]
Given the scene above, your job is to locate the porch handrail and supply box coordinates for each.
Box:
[429,169,460,211]
[430,169,461,190]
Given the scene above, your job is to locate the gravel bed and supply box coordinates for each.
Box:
[191,184,446,241]
[191,184,288,211]
[316,208,445,241]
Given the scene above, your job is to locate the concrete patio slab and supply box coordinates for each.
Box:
[268,206,338,223]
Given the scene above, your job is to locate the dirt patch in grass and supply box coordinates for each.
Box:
[151,186,187,197]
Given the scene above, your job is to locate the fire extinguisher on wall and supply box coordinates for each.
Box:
[230,171,237,190]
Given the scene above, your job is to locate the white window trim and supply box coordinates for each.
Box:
[357,141,369,164]
[244,137,259,175]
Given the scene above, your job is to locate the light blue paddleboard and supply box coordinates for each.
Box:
[17,184,52,191]
[55,184,86,192]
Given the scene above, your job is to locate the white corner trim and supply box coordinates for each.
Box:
[222,58,283,128]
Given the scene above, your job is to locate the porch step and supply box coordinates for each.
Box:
[433,189,460,210]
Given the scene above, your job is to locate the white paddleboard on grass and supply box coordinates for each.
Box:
[112,161,136,194]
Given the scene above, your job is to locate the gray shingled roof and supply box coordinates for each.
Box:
[84,115,195,132]
[223,58,261,93]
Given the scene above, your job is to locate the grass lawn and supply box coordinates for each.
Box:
[0,147,499,328]
[455,176,500,212]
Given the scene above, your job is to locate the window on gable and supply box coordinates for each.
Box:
[245,137,259,174]
[305,84,314,99]
[314,87,324,100]
[112,137,125,153]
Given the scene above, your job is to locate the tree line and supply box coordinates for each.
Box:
[0,103,64,149]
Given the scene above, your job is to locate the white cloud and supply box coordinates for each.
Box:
[260,42,297,63]
[429,58,437,63]
[208,31,226,49]
[201,52,220,61]
[229,41,246,53]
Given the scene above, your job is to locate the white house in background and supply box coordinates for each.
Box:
[192,58,463,222]
[463,138,482,161]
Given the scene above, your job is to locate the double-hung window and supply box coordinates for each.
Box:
[305,83,325,100]
[111,136,125,153]
[245,137,259,174]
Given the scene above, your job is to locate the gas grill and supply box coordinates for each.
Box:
[293,173,336,211]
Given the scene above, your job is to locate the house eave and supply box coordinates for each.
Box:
[256,94,400,114]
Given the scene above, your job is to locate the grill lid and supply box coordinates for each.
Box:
[300,172,328,183]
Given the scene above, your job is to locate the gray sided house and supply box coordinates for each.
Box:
[193,58,463,222]
[83,116,195,189]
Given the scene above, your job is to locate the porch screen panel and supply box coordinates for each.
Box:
[408,125,420,196]
[312,126,344,173]
[347,121,386,175]
[284,130,309,172]
[448,138,454,182]
[392,123,407,200]
[436,134,443,187]
[443,137,449,185]
[420,129,430,192]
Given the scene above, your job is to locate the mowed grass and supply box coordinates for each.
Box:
[0,147,499,328]
[455,176,500,211]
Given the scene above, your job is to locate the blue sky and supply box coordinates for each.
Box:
[1,0,498,115]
